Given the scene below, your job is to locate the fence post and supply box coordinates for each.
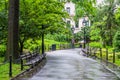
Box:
[106,48,108,66]
[9,55,12,77]
[106,48,108,61]
[21,56,23,71]
[89,47,91,56]
[113,50,115,63]
[100,48,102,61]
[87,46,89,57]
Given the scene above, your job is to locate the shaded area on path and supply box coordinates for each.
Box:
[25,49,119,80]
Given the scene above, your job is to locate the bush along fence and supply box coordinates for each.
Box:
[82,46,120,73]
[0,43,81,80]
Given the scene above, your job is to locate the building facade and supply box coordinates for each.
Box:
[64,1,90,33]
[64,1,75,28]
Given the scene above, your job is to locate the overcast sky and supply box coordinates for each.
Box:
[97,0,103,4]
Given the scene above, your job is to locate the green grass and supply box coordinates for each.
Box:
[0,63,29,80]
[0,39,70,80]
[94,47,120,66]
[0,57,4,63]
[24,39,68,52]
[0,63,9,80]
[115,60,120,66]
[0,39,69,80]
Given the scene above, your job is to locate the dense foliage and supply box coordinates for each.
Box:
[0,0,7,44]
[19,0,68,53]
[0,0,7,57]
[89,0,120,48]
[113,31,120,51]
[1,0,120,79]
[0,0,120,58]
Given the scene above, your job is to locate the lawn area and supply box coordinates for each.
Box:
[94,47,120,66]
[0,39,69,80]
[0,62,29,80]
[24,39,68,52]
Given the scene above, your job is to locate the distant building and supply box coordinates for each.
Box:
[64,1,75,29]
[64,1,90,33]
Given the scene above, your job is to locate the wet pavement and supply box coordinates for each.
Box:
[27,49,119,80]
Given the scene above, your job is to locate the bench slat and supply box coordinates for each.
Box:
[20,53,46,66]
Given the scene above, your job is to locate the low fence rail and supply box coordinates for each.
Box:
[0,43,80,80]
[1,43,120,79]
[82,47,120,72]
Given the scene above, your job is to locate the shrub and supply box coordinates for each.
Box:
[0,45,6,57]
[113,31,120,52]
[89,42,102,48]
[45,33,70,42]
[117,54,120,59]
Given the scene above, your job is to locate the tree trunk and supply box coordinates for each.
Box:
[7,0,19,60]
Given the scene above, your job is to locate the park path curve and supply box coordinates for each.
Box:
[28,48,119,80]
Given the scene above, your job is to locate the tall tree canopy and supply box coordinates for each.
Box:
[72,0,96,19]
[19,0,68,53]
[90,0,120,47]
[0,0,8,43]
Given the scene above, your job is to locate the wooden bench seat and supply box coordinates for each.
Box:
[20,52,46,70]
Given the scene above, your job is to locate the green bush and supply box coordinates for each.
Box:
[24,39,39,51]
[0,45,6,57]
[89,42,102,48]
[117,54,120,59]
[23,39,67,52]
[113,31,120,52]
[45,33,70,42]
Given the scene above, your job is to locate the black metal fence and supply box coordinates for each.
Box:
[2,43,120,80]
[0,43,81,80]
[83,47,120,71]
[0,56,21,80]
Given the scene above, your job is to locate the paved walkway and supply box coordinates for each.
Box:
[27,49,119,80]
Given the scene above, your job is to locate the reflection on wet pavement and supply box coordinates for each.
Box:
[28,49,119,80]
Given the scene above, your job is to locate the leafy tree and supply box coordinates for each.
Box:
[115,7,120,27]
[0,0,8,44]
[19,0,39,54]
[74,32,82,42]
[113,7,120,51]
[90,0,120,47]
[19,0,68,53]
[72,0,96,19]
[90,22,103,47]
[90,23,101,41]
[101,0,119,46]
[0,0,8,60]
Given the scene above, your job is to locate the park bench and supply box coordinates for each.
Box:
[20,52,46,69]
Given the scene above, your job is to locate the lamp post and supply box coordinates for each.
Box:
[42,25,44,54]
[71,26,75,48]
[82,18,88,49]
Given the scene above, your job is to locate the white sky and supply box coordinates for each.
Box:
[97,0,103,4]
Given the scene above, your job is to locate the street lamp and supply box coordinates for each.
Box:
[71,26,75,48]
[82,18,88,49]
[42,25,45,54]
